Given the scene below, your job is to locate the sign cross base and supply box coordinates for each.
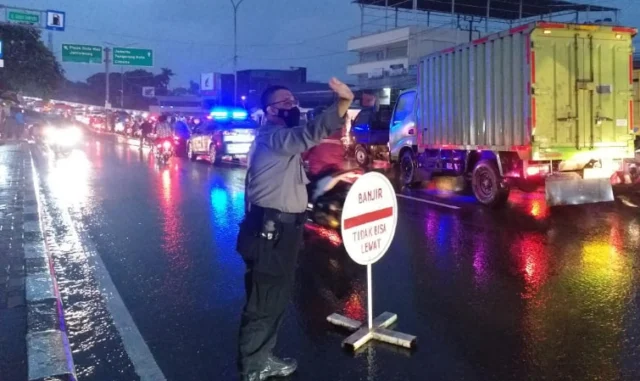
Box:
[327,311,417,351]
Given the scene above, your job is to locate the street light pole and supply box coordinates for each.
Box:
[230,0,245,106]
[120,66,125,108]
[104,47,111,109]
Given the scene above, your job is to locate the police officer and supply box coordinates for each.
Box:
[237,77,354,381]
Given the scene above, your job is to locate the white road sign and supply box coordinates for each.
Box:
[341,172,398,265]
[142,87,155,98]
[201,72,214,91]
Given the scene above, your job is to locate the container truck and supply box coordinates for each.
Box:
[389,22,637,207]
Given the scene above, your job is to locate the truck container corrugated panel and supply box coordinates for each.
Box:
[418,22,636,157]
[633,69,640,134]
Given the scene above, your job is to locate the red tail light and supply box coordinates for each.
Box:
[525,164,549,178]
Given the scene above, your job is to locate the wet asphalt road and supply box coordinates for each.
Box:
[30,133,640,381]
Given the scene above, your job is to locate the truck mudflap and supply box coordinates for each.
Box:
[545,172,614,207]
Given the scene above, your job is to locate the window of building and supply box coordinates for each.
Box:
[386,45,408,59]
[360,50,384,63]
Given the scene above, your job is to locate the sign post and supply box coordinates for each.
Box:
[6,9,40,25]
[61,44,102,64]
[45,10,66,31]
[112,47,153,67]
[327,172,416,351]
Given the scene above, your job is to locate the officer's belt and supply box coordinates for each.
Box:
[249,204,306,224]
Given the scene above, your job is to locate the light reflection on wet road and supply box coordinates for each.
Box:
[31,136,640,381]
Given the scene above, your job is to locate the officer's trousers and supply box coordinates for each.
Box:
[237,210,304,373]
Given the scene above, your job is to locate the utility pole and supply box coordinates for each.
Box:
[104,47,111,109]
[230,0,244,106]
[103,42,136,109]
[120,66,125,108]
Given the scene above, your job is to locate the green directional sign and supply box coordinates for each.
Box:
[62,44,103,64]
[113,47,153,67]
[7,9,40,24]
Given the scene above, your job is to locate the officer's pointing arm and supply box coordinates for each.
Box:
[267,104,346,155]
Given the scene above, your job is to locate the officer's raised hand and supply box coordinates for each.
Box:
[329,77,354,101]
[328,77,354,118]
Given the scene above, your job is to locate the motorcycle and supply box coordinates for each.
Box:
[305,166,363,230]
[43,124,83,157]
[154,138,174,165]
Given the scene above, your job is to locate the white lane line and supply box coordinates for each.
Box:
[73,222,167,381]
[396,194,461,210]
[32,147,166,381]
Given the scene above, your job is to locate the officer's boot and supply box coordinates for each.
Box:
[260,355,298,378]
[240,372,260,381]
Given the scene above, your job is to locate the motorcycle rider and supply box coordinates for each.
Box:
[155,114,173,140]
[139,118,154,148]
[154,114,174,153]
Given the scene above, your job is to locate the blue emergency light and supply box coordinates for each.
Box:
[210,107,248,121]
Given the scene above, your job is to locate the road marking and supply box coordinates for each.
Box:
[73,222,167,381]
[32,149,166,381]
[396,194,460,210]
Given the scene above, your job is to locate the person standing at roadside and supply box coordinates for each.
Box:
[0,103,6,139]
[236,77,353,381]
[139,118,154,148]
[14,109,25,140]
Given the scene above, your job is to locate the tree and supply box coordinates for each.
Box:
[154,68,174,96]
[170,87,189,96]
[0,24,64,98]
[53,67,176,109]
[189,80,200,95]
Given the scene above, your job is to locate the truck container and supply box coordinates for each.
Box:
[389,22,637,207]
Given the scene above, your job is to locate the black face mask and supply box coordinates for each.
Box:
[275,107,300,128]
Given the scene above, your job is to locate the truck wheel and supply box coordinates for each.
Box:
[354,145,369,167]
[471,160,510,208]
[399,150,416,186]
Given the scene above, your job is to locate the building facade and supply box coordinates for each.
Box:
[347,25,477,90]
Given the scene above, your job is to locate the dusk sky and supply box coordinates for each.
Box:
[5,0,639,88]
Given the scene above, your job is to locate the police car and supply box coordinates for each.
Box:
[187,107,257,165]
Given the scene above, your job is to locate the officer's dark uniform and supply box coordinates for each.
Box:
[237,104,344,376]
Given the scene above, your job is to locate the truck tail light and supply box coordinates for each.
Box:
[527,166,541,177]
[525,163,549,178]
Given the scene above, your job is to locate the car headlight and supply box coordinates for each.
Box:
[54,127,82,145]
[44,126,56,138]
